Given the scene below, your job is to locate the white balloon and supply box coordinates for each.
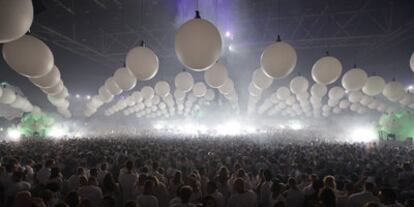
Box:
[175,71,194,92]
[362,76,385,96]
[98,86,113,103]
[113,67,137,91]
[328,87,345,100]
[175,16,222,71]
[152,95,161,105]
[204,63,228,88]
[204,89,215,101]
[252,68,273,89]
[192,82,207,97]
[411,52,414,73]
[277,87,291,100]
[29,66,61,88]
[154,81,170,97]
[399,94,413,106]
[383,81,405,102]
[0,87,16,104]
[174,90,186,101]
[131,91,143,102]
[311,56,342,85]
[0,87,2,99]
[3,35,54,78]
[360,95,374,106]
[47,95,65,106]
[42,81,64,95]
[348,91,363,103]
[260,41,297,78]
[286,96,296,106]
[310,83,327,98]
[141,86,155,100]
[290,76,309,94]
[328,99,338,107]
[10,95,25,109]
[0,0,33,43]
[126,46,159,80]
[341,68,368,91]
[248,82,262,97]
[218,79,234,95]
[90,96,104,108]
[339,100,350,109]
[105,77,123,95]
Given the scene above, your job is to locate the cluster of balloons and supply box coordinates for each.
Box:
[85,43,159,117]
[0,84,41,114]
[2,34,71,118]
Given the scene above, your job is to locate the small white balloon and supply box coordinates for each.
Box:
[0,87,16,104]
[141,86,155,100]
[175,15,222,71]
[204,63,228,88]
[311,56,342,85]
[126,46,159,80]
[204,89,215,101]
[105,77,123,95]
[192,82,207,97]
[154,81,171,97]
[328,86,345,100]
[218,79,234,95]
[252,68,273,89]
[310,83,327,98]
[290,76,309,94]
[248,82,262,97]
[277,87,291,100]
[341,68,368,91]
[29,66,61,89]
[42,81,64,95]
[3,35,54,78]
[98,86,114,103]
[348,91,363,103]
[113,67,137,91]
[260,40,297,79]
[339,99,350,109]
[175,71,194,92]
[174,90,186,101]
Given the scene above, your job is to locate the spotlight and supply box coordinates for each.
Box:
[48,126,65,138]
[86,95,91,100]
[75,94,80,99]
[228,45,234,52]
[225,31,232,38]
[350,127,378,143]
[7,128,21,141]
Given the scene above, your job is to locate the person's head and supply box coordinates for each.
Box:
[319,187,336,206]
[50,167,61,179]
[264,169,272,181]
[179,185,193,204]
[45,159,55,168]
[233,178,245,194]
[126,160,133,171]
[90,168,98,177]
[65,191,80,207]
[363,182,375,192]
[271,182,284,195]
[218,167,229,178]
[173,171,182,183]
[236,169,246,178]
[364,202,380,207]
[379,188,397,204]
[199,167,206,176]
[403,162,411,171]
[100,163,107,171]
[138,174,147,185]
[79,176,88,186]
[323,175,336,190]
[12,170,24,182]
[143,180,155,195]
[124,201,137,207]
[77,167,84,175]
[207,181,218,194]
[288,177,297,189]
[101,196,116,207]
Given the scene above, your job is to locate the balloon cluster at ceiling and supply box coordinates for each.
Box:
[0,83,41,119]
[1,1,414,121]
[0,0,71,118]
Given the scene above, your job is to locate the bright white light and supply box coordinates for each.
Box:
[289,122,303,130]
[225,31,231,38]
[48,126,65,138]
[75,94,80,99]
[279,125,286,129]
[7,128,21,141]
[0,127,3,132]
[216,120,241,135]
[245,126,256,134]
[153,122,164,130]
[408,85,413,90]
[228,45,234,51]
[350,127,378,143]
[86,95,91,100]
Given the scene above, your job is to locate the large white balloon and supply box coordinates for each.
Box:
[141,86,155,100]
[218,79,234,95]
[362,76,386,96]
[113,67,136,91]
[0,87,16,104]
[0,0,33,43]
[192,82,207,97]
[383,81,405,102]
[105,77,123,95]
[29,65,61,88]
[175,15,222,71]
[260,41,297,78]
[126,46,159,80]
[290,76,309,94]
[311,56,343,85]
[154,81,170,97]
[410,52,414,73]
[175,72,194,92]
[3,35,54,78]
[204,63,228,88]
[98,86,113,103]
[310,83,327,98]
[252,68,273,89]
[341,68,368,91]
[277,87,291,100]
[248,82,262,97]
[328,86,345,100]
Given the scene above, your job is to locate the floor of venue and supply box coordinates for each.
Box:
[1,136,413,207]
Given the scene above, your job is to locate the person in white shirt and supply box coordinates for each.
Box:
[36,159,55,185]
[67,167,86,192]
[348,182,380,207]
[227,178,257,207]
[137,180,159,207]
[207,181,225,207]
[118,160,139,204]
[77,176,103,207]
[283,177,305,207]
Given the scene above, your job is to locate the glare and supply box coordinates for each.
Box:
[289,122,303,130]
[0,127,3,132]
[75,94,80,99]
[153,122,165,130]
[86,95,91,100]
[7,128,21,141]
[408,85,413,90]
[48,126,66,138]
[350,127,378,143]
[225,31,232,38]
[228,45,234,51]
[216,120,241,135]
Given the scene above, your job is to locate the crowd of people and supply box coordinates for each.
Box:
[0,135,414,207]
